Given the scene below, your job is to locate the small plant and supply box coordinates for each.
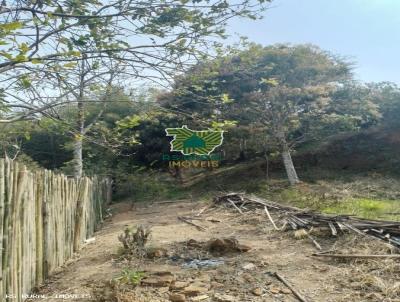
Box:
[114,269,145,285]
[118,224,152,257]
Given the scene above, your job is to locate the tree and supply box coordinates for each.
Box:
[0,0,270,177]
[0,0,270,121]
[367,82,400,129]
[161,44,381,185]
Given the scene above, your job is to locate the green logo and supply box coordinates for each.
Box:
[165,125,224,155]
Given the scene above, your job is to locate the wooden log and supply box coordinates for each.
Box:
[227,198,243,214]
[269,271,310,302]
[312,253,400,259]
[305,231,322,251]
[178,216,206,231]
[264,206,279,230]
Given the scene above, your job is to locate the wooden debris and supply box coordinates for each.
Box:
[195,206,210,217]
[328,222,337,236]
[228,198,243,214]
[178,216,206,231]
[268,271,310,302]
[312,253,400,259]
[214,193,400,249]
[264,206,279,230]
[305,231,322,251]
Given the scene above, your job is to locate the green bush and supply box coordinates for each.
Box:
[114,172,185,202]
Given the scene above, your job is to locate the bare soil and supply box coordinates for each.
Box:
[31,199,400,302]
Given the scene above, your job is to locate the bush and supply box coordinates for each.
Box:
[114,172,185,202]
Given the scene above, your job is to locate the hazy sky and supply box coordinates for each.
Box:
[227,0,400,84]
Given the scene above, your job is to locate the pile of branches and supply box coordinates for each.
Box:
[214,193,400,249]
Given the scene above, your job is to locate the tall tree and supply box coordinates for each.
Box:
[161,44,382,185]
[0,0,270,176]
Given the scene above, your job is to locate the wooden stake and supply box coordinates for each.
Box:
[269,271,310,302]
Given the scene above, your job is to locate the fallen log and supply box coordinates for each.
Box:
[312,253,400,259]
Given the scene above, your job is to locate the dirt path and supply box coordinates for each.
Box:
[32,200,397,302]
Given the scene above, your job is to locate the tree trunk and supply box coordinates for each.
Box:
[264,151,270,181]
[73,100,84,178]
[281,146,299,185]
[73,58,86,178]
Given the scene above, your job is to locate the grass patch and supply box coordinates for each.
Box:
[323,198,400,221]
[114,172,187,202]
[256,181,400,221]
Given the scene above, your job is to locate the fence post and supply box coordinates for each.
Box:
[0,160,112,301]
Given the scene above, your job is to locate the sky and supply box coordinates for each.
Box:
[227,0,400,84]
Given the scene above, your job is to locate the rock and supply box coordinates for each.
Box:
[159,287,170,294]
[280,288,292,294]
[191,295,209,301]
[252,288,262,296]
[242,263,256,270]
[214,293,236,302]
[84,237,96,244]
[141,272,175,287]
[182,283,209,296]
[366,293,384,300]
[236,243,251,252]
[186,239,202,248]
[169,293,186,302]
[241,273,254,282]
[235,276,246,284]
[269,286,281,294]
[213,274,226,282]
[146,247,168,259]
[211,281,224,289]
[206,238,251,255]
[196,273,211,283]
[294,229,308,239]
[170,281,189,290]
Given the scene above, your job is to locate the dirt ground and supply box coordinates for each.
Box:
[31,199,400,302]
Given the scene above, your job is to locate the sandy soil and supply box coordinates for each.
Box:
[31,199,400,302]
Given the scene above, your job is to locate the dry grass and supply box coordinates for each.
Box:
[323,236,400,301]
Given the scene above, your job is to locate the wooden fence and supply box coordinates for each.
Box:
[0,159,112,301]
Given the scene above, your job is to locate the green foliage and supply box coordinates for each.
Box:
[114,173,185,201]
[114,269,145,286]
[323,198,399,221]
[0,0,270,121]
[369,82,400,129]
